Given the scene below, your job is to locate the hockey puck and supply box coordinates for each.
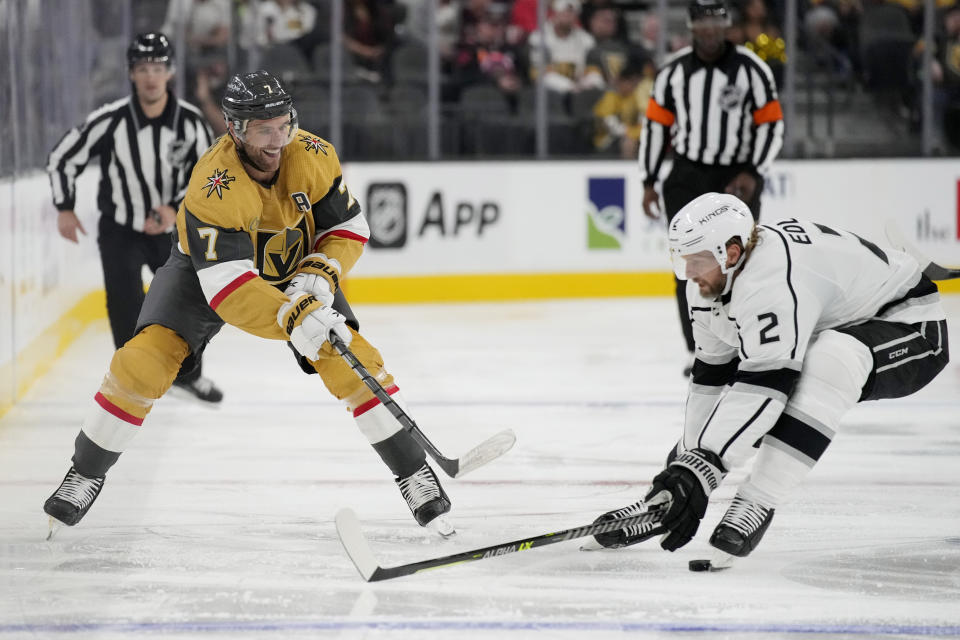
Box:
[688,559,712,572]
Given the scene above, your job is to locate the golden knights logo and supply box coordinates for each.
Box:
[203,168,235,199]
[256,215,310,282]
[298,134,329,155]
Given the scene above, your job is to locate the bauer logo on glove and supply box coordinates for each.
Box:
[283,294,319,336]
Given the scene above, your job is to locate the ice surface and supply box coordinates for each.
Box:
[1,298,958,639]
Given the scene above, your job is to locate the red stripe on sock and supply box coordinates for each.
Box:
[94,392,144,426]
[352,384,400,417]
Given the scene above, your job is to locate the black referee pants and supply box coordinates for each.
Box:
[662,159,765,353]
[97,216,201,384]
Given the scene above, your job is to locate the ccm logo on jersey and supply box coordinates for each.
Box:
[284,294,318,335]
[889,347,909,359]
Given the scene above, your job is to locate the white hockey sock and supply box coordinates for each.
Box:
[352,385,405,445]
[741,330,872,508]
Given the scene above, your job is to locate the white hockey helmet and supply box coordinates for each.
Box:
[668,192,755,280]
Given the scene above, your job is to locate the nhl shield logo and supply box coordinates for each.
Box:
[718,85,746,111]
[367,183,407,249]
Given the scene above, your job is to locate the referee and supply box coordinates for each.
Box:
[47,32,223,404]
[639,0,784,375]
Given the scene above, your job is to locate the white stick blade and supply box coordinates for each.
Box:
[454,429,517,477]
[334,508,380,582]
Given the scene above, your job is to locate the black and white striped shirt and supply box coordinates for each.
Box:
[639,43,783,185]
[47,92,213,231]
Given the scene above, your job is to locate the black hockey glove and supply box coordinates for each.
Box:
[644,448,726,552]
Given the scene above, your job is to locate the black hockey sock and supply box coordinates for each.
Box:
[71,430,121,478]
[371,430,426,479]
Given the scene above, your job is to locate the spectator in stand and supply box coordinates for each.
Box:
[461,0,496,43]
[583,6,653,89]
[803,0,863,74]
[581,0,631,40]
[257,0,326,66]
[728,0,786,86]
[162,0,232,106]
[345,0,397,83]
[194,62,229,136]
[931,4,960,150]
[162,0,232,66]
[591,60,647,156]
[509,0,539,45]
[528,0,597,93]
[258,0,317,47]
[453,11,526,102]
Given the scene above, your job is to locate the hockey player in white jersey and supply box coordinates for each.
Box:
[592,192,949,562]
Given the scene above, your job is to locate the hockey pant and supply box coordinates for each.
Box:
[70,324,425,479]
[739,319,948,509]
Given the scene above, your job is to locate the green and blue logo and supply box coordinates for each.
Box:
[587,177,626,249]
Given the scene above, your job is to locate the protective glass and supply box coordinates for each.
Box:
[238,108,299,148]
[671,249,721,280]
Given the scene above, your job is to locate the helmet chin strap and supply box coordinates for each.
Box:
[720,251,747,295]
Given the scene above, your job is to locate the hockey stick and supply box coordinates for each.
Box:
[335,502,669,582]
[884,219,960,280]
[329,334,516,478]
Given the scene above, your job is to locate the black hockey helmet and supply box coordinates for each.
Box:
[221,70,298,145]
[127,32,174,69]
[687,0,730,25]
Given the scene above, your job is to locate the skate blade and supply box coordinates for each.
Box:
[579,538,606,551]
[428,516,456,538]
[46,517,64,541]
[579,538,620,551]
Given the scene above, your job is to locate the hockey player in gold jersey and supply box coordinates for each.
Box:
[44,71,453,534]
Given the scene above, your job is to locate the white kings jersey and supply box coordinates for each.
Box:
[683,218,945,467]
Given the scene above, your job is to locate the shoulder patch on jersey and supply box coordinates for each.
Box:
[298,134,329,155]
[203,168,236,199]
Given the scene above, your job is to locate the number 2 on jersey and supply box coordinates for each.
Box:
[758,312,780,344]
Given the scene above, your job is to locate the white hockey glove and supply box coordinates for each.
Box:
[284,253,341,306]
[285,271,334,307]
[277,291,352,361]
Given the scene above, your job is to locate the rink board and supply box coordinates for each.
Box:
[2,159,959,413]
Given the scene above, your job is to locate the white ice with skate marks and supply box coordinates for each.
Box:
[1,298,959,639]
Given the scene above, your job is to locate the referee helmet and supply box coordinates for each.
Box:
[687,0,731,26]
[127,32,174,69]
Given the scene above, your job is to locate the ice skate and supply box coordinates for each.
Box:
[709,493,775,557]
[586,500,666,550]
[44,466,106,538]
[396,462,454,536]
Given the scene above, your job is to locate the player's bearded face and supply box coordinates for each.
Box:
[240,115,294,172]
[682,251,727,297]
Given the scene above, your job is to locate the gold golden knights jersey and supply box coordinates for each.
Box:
[175,129,368,340]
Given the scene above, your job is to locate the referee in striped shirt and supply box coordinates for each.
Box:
[47,32,223,404]
[638,0,784,374]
